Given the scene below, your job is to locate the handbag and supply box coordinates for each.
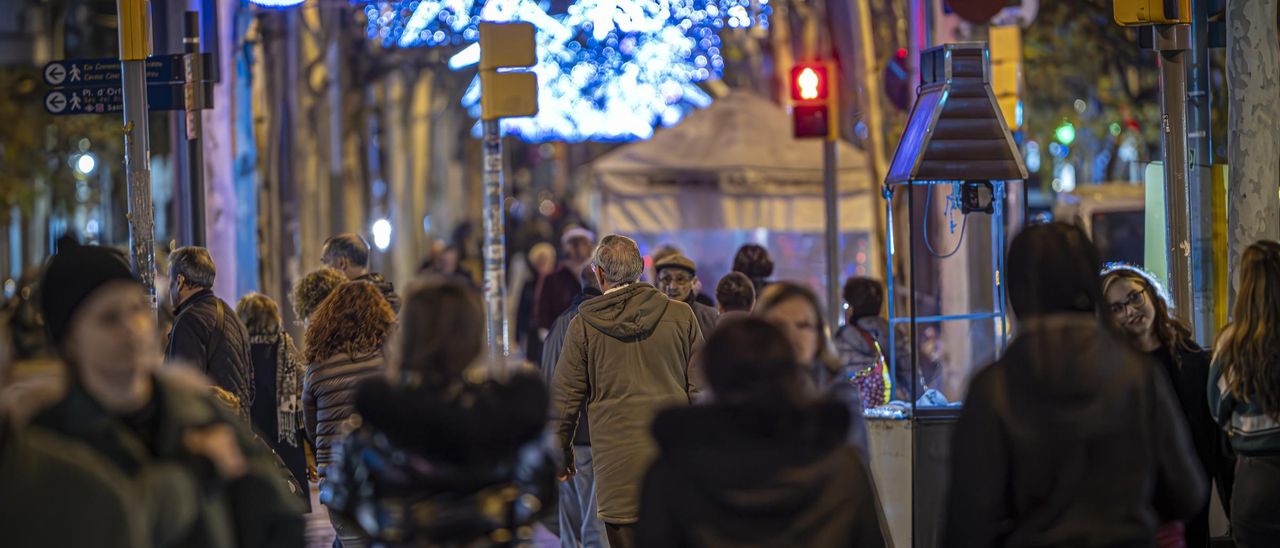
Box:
[849,325,893,408]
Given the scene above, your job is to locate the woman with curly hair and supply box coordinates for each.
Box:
[237,292,310,509]
[1210,240,1280,546]
[1102,264,1234,546]
[292,268,347,328]
[303,281,395,547]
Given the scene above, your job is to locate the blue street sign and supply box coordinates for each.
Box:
[43,82,214,116]
[42,54,214,88]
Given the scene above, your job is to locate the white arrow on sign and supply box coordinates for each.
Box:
[44,63,66,86]
[45,91,67,113]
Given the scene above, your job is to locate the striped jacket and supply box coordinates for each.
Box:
[1208,358,1280,456]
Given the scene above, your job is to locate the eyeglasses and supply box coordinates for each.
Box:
[1108,289,1146,314]
[658,274,693,286]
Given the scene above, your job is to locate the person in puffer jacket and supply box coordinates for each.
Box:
[323,278,555,547]
[302,280,395,547]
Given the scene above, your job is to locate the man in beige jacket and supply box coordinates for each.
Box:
[552,234,703,548]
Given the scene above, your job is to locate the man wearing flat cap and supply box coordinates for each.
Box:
[654,254,719,340]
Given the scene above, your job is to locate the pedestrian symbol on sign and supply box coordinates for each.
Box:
[45,91,68,114]
[69,95,82,111]
[44,63,66,86]
[69,65,82,82]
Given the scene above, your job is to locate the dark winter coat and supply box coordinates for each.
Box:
[1,420,146,548]
[354,273,401,314]
[249,341,310,508]
[322,374,555,547]
[535,265,582,330]
[541,288,603,446]
[685,294,720,342]
[943,314,1206,548]
[165,289,254,416]
[1148,344,1235,546]
[638,402,886,548]
[552,282,703,524]
[33,373,306,548]
[303,351,384,478]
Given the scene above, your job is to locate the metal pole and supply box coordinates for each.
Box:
[824,138,841,330]
[854,0,890,279]
[118,0,157,311]
[184,11,207,246]
[1185,0,1216,343]
[1154,25,1195,329]
[482,118,509,372]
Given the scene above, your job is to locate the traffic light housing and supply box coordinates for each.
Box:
[790,63,836,140]
[1114,0,1191,25]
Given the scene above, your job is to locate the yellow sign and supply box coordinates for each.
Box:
[1113,0,1191,26]
[479,22,539,120]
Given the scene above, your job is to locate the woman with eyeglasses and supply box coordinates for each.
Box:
[1102,264,1234,547]
[755,282,869,460]
[1208,240,1280,547]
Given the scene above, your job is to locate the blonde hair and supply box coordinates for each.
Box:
[292,268,347,321]
[1216,240,1280,419]
[236,292,282,337]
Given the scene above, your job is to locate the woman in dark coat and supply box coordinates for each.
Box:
[237,292,311,509]
[638,317,886,547]
[322,278,554,547]
[1103,264,1235,546]
[943,223,1205,547]
[303,281,395,547]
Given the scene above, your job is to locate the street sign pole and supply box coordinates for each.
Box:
[481,118,508,371]
[118,0,158,311]
[1153,24,1196,329]
[184,11,207,246]
[479,22,538,374]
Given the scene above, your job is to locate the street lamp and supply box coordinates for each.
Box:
[74,153,97,176]
[371,219,393,250]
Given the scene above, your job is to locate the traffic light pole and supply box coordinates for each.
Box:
[1154,24,1195,329]
[118,0,158,311]
[481,118,510,370]
[1185,0,1216,343]
[824,138,841,330]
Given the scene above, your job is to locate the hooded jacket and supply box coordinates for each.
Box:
[638,402,886,548]
[552,282,702,524]
[943,314,1206,548]
[166,289,254,416]
[353,273,401,314]
[322,374,554,546]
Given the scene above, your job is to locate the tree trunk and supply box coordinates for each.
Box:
[1227,0,1280,299]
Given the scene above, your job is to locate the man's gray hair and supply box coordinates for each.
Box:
[591,235,644,286]
[170,246,216,289]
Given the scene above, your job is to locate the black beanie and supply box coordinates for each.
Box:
[38,236,140,347]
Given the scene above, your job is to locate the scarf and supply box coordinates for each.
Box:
[252,332,306,447]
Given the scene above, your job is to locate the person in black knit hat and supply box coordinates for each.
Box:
[33,236,305,548]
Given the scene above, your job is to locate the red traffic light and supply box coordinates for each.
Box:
[790,64,829,102]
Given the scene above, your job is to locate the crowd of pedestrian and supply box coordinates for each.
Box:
[1,223,1278,548]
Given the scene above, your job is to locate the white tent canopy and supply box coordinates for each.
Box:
[593,91,878,234]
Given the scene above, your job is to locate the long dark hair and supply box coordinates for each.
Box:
[1007,222,1104,319]
[1216,240,1280,419]
[1102,265,1200,364]
[703,317,805,405]
[394,278,485,390]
